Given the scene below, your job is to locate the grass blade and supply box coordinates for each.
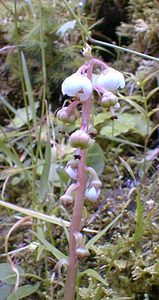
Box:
[0,200,69,228]
[79,269,108,287]
[119,156,136,181]
[33,227,67,260]
[21,52,38,136]
[39,136,51,202]
[133,188,144,242]
[0,140,23,168]
[86,197,133,249]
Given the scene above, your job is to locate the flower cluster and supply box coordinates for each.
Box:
[59,59,125,123]
[57,53,125,207]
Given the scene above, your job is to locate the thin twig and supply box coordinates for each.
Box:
[88,37,159,62]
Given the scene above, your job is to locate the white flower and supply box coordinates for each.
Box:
[65,158,79,179]
[96,67,125,91]
[65,165,77,179]
[62,73,92,101]
[85,186,101,202]
[82,43,92,57]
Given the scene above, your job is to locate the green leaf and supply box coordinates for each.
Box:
[0,263,24,285]
[146,86,159,102]
[94,112,111,126]
[119,156,136,181]
[0,96,19,116]
[100,113,136,137]
[0,283,13,300]
[79,269,108,287]
[133,189,144,242]
[34,227,67,260]
[0,199,70,228]
[39,136,51,201]
[21,52,38,136]
[99,135,143,148]
[7,282,40,300]
[142,69,159,86]
[148,107,159,118]
[119,96,146,115]
[133,114,152,136]
[8,103,39,128]
[0,141,24,168]
[86,213,122,249]
[87,143,105,174]
[56,167,69,185]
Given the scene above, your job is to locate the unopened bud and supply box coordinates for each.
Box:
[69,130,91,149]
[57,108,75,124]
[60,194,74,206]
[74,232,89,258]
[76,247,90,258]
[101,91,118,108]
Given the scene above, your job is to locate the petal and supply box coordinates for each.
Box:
[65,165,77,179]
[96,67,125,91]
[62,73,92,101]
[85,186,100,202]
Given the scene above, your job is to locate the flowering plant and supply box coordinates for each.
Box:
[57,44,125,300]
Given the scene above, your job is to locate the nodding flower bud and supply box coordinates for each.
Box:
[57,107,75,124]
[65,159,80,179]
[62,73,92,101]
[60,183,77,208]
[96,67,125,91]
[76,247,90,258]
[74,232,90,258]
[60,194,74,207]
[69,129,92,149]
[101,91,118,108]
[88,125,97,138]
[91,179,102,188]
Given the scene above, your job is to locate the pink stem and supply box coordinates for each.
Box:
[63,63,93,300]
[67,100,80,114]
[76,64,88,74]
[93,85,106,95]
[89,58,108,70]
